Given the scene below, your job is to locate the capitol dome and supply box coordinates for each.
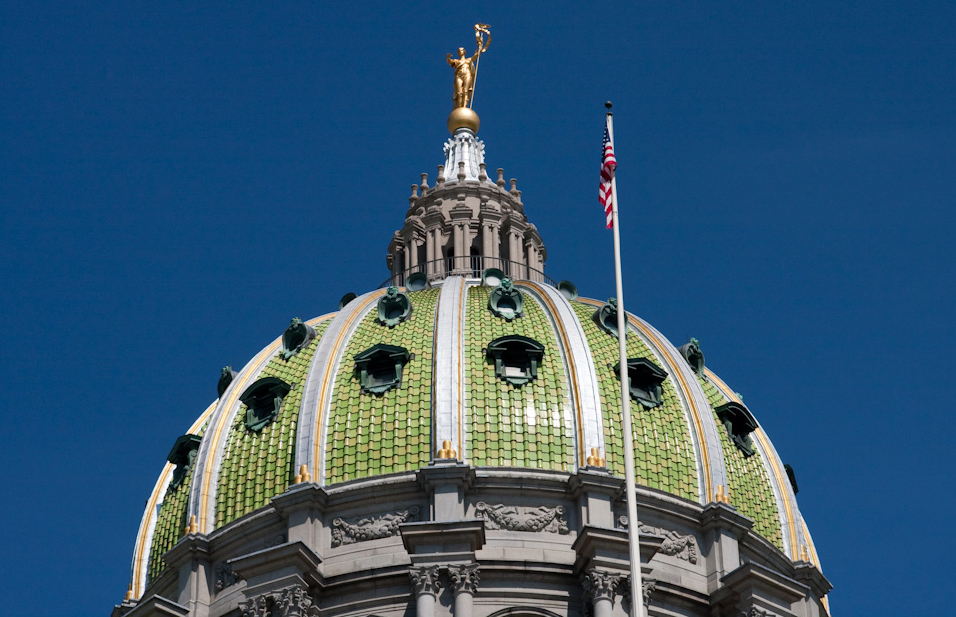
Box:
[117,107,830,617]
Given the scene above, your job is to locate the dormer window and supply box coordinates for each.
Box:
[167,434,202,489]
[614,357,668,408]
[354,344,411,395]
[488,278,524,321]
[282,317,315,360]
[240,377,291,432]
[377,286,412,327]
[593,298,621,337]
[714,401,759,457]
[486,335,544,387]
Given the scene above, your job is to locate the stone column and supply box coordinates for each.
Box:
[583,569,619,617]
[449,564,479,617]
[409,566,442,617]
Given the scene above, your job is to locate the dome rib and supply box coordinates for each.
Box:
[295,290,387,485]
[705,368,805,562]
[188,337,284,534]
[521,281,604,468]
[130,401,216,599]
[433,277,468,460]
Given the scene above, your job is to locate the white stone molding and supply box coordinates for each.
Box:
[521,282,604,471]
[295,290,384,485]
[188,334,286,534]
[434,277,467,461]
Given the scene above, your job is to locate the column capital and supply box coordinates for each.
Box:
[448,563,480,596]
[409,565,443,598]
[582,568,621,602]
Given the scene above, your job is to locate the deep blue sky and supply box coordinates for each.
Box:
[1,2,953,615]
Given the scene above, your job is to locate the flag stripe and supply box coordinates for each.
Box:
[600,120,617,228]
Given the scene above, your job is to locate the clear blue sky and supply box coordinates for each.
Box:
[1,2,953,615]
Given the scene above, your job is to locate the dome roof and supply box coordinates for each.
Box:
[130,278,823,596]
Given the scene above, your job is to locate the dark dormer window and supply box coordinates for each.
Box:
[678,338,704,374]
[486,335,544,387]
[488,278,524,321]
[714,401,759,457]
[377,286,412,327]
[282,317,315,360]
[593,298,621,337]
[354,344,411,395]
[614,357,668,408]
[240,377,291,432]
[167,434,202,489]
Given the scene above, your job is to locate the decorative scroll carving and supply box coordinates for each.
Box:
[743,609,772,617]
[215,561,243,592]
[331,507,419,547]
[617,516,698,564]
[240,584,317,617]
[583,569,620,602]
[449,563,480,595]
[409,565,443,597]
[475,502,569,534]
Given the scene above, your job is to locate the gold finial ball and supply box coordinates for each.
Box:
[448,107,480,134]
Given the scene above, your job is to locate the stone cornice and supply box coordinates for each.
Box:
[400,519,486,559]
[571,525,664,574]
[792,562,833,598]
[712,561,809,610]
[699,502,754,537]
[228,541,322,588]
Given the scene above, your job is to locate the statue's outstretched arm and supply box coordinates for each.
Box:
[446,53,454,66]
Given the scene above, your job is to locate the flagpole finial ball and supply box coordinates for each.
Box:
[448,107,480,134]
[605,101,613,110]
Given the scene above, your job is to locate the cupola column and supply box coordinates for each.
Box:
[479,207,501,268]
[450,204,472,275]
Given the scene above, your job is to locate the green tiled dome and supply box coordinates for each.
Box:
[130,278,814,589]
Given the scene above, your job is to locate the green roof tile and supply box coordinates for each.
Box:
[213,320,331,528]
[698,374,784,550]
[324,288,439,484]
[571,301,698,503]
[464,286,575,471]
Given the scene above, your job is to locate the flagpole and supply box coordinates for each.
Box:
[606,102,645,617]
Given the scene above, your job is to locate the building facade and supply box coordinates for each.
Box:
[115,101,831,617]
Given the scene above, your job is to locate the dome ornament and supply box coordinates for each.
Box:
[678,338,705,374]
[281,317,316,360]
[593,298,623,337]
[218,366,238,397]
[377,286,412,327]
[436,439,458,460]
[488,278,523,321]
[167,434,202,490]
[585,447,606,468]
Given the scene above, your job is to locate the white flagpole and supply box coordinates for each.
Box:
[606,103,645,617]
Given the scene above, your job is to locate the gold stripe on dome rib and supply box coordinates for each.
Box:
[131,401,217,598]
[198,340,281,532]
[576,298,713,501]
[312,291,386,481]
[801,518,821,569]
[522,282,587,466]
[705,369,799,560]
[197,314,334,534]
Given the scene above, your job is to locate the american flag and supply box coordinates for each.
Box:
[600,118,617,228]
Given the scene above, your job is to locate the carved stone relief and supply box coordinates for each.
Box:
[409,565,443,597]
[476,502,570,534]
[240,584,317,617]
[331,507,419,547]
[743,609,772,617]
[618,516,698,564]
[620,576,656,615]
[215,561,243,592]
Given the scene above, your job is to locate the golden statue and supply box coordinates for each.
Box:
[447,23,491,109]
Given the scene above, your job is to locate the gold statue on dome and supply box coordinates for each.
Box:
[447,23,491,109]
